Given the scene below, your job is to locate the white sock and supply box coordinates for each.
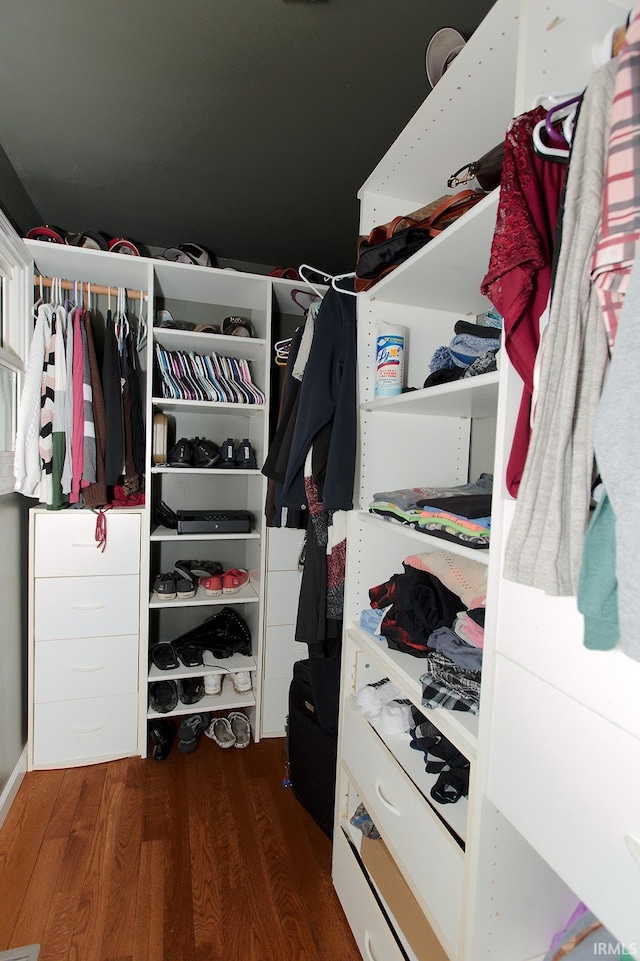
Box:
[356,677,401,716]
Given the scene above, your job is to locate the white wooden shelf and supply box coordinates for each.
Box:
[151,396,265,415]
[356,511,490,565]
[362,191,498,312]
[149,582,260,608]
[147,687,256,720]
[153,326,266,360]
[150,525,261,541]
[148,652,257,683]
[151,466,262,476]
[361,370,499,418]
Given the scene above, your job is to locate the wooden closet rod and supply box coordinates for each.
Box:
[34,275,148,301]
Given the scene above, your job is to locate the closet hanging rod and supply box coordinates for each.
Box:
[34,275,148,301]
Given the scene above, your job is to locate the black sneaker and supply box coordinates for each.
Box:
[178,712,211,753]
[168,437,195,467]
[190,436,220,468]
[234,438,257,470]
[218,437,236,468]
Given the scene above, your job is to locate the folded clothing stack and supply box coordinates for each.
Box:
[424,317,502,388]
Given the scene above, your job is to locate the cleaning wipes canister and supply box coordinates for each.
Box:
[374,324,405,397]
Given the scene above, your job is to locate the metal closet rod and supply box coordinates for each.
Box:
[34,275,148,301]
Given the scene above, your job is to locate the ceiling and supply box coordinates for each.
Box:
[0,0,494,275]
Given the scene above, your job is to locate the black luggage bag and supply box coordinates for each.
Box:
[286,659,337,838]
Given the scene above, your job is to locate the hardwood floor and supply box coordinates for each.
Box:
[0,737,361,961]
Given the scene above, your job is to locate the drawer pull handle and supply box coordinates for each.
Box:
[624,834,640,867]
[71,604,106,612]
[71,542,99,548]
[70,724,104,734]
[374,778,401,817]
[364,930,379,961]
[71,665,107,673]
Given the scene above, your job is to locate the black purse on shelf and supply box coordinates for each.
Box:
[447,142,504,192]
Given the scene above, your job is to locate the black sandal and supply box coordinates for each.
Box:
[150,642,179,671]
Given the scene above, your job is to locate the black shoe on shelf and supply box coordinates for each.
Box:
[149,680,179,714]
[177,712,212,753]
[154,500,178,530]
[149,719,176,761]
[234,438,257,470]
[218,437,236,468]
[168,437,195,467]
[190,436,221,468]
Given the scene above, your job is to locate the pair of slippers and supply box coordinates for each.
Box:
[148,677,205,711]
[205,712,250,749]
[150,643,205,671]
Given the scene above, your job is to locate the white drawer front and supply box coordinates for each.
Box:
[265,570,302,626]
[264,624,305,678]
[33,693,138,767]
[34,511,141,577]
[34,635,139,703]
[342,699,464,955]
[489,655,640,949]
[332,827,406,961]
[34,575,139,640]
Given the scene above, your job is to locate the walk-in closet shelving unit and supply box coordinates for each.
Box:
[24,239,153,769]
[146,262,271,743]
[332,1,634,959]
[22,240,274,763]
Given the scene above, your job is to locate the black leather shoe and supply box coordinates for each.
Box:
[168,437,195,467]
[149,719,176,761]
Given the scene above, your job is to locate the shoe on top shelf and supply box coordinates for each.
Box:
[217,437,236,468]
[222,569,249,594]
[168,437,195,467]
[234,439,257,470]
[190,437,221,468]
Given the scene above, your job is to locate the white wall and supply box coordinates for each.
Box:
[0,494,27,803]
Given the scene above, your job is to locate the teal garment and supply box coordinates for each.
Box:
[577,489,618,651]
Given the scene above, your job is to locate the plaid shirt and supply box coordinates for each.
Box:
[592,3,640,350]
[420,651,481,714]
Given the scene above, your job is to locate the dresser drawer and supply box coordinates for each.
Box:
[342,698,464,955]
[332,826,407,961]
[34,635,139,703]
[34,575,139,640]
[32,693,138,768]
[489,655,640,949]
[33,511,141,577]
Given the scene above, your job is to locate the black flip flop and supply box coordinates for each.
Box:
[150,643,179,671]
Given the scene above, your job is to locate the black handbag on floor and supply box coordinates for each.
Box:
[286,659,337,838]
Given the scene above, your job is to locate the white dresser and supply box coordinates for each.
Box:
[28,508,142,769]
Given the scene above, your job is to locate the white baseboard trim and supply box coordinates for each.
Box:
[0,746,28,832]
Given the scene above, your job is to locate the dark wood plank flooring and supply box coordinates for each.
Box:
[0,736,361,961]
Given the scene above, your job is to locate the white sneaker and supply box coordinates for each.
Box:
[204,673,223,696]
[231,670,252,694]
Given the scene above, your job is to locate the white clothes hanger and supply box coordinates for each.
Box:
[298,264,328,299]
[331,271,357,297]
[136,291,148,351]
[532,118,571,160]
